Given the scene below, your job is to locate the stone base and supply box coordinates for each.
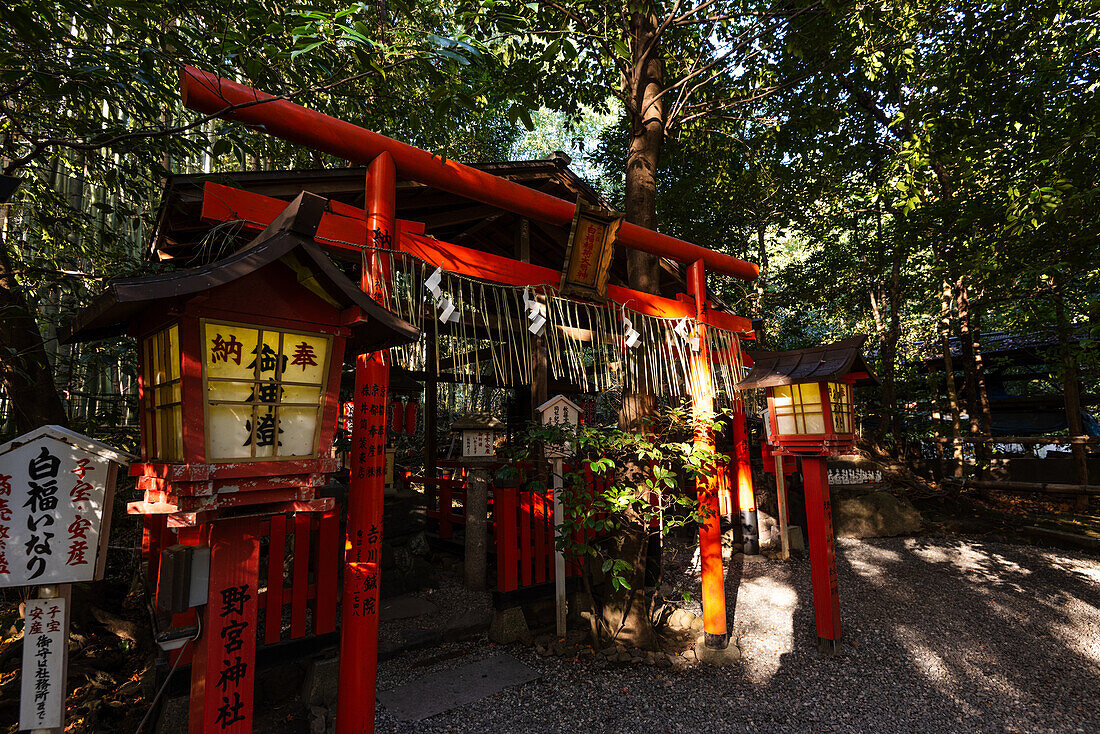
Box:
[696,641,742,666]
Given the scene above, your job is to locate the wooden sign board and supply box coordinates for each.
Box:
[20,596,67,730]
[560,202,621,300]
[537,395,583,459]
[462,430,495,458]
[0,426,132,587]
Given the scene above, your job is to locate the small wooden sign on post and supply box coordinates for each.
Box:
[537,395,583,637]
[0,425,133,732]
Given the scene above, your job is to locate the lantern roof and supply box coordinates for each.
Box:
[450,413,504,431]
[737,336,880,389]
[61,192,419,351]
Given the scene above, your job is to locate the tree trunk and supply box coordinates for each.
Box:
[954,277,988,477]
[606,7,666,650]
[873,229,903,445]
[754,221,767,317]
[939,278,963,476]
[0,232,68,433]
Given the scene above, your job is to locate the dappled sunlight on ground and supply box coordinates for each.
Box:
[731,573,798,683]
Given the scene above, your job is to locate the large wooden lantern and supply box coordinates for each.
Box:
[64,193,417,516]
[63,193,418,733]
[737,336,879,655]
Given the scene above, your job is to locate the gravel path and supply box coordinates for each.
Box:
[374,536,1100,733]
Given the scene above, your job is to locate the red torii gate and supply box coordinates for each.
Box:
[180,66,759,733]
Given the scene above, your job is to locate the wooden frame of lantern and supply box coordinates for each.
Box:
[766,379,857,457]
[738,336,879,655]
[64,193,417,518]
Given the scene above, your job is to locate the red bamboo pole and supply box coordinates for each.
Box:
[336,153,395,734]
[687,260,728,649]
[180,66,758,281]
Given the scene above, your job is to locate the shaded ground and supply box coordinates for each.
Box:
[374,535,1100,733]
[917,490,1100,547]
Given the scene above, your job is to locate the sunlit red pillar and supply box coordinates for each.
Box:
[687,260,728,649]
[802,456,841,653]
[336,152,395,734]
[731,399,760,554]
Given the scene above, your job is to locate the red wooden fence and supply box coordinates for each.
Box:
[144,510,341,663]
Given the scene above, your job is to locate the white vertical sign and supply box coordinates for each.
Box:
[536,395,583,637]
[20,597,66,730]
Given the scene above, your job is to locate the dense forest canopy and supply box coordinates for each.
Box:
[0,0,1097,449]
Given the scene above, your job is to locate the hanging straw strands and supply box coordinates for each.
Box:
[367,248,748,403]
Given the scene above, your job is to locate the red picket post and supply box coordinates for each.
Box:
[802,456,842,650]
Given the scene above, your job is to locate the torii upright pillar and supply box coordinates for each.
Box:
[337,152,395,734]
[687,260,729,650]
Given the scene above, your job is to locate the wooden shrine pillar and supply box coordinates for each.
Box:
[802,456,842,653]
[687,260,729,650]
[732,400,760,555]
[425,322,438,480]
[337,152,395,734]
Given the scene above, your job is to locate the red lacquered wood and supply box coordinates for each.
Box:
[519,491,533,587]
[177,315,206,464]
[189,518,259,734]
[198,183,753,333]
[291,513,311,639]
[494,488,519,592]
[533,491,547,584]
[803,457,842,642]
[181,67,758,280]
[314,510,339,635]
[439,479,453,539]
[265,514,287,644]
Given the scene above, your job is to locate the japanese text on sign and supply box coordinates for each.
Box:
[214,584,252,729]
[0,432,115,587]
[20,597,66,730]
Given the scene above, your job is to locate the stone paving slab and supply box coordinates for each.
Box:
[376,653,540,721]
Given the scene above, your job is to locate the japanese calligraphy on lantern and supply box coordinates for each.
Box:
[560,203,621,299]
[0,426,130,588]
[203,320,331,461]
[20,597,66,730]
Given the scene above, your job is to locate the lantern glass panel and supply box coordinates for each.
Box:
[143,324,183,461]
[828,382,853,434]
[773,383,825,435]
[202,320,331,461]
[208,404,253,459]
